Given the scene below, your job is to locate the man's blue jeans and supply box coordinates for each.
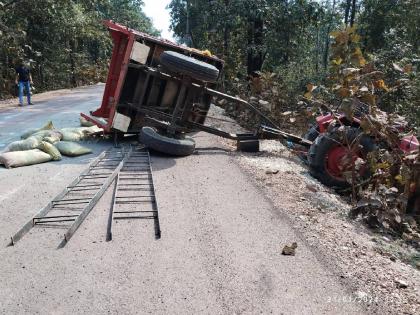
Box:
[18,81,31,105]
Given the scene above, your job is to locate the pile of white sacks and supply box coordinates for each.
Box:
[0,118,103,168]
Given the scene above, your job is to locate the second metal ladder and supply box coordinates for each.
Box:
[106,146,161,241]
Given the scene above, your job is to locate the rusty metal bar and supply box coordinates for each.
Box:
[106,175,119,242]
[113,216,155,220]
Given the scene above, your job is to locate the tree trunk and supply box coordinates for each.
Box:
[39,63,45,88]
[315,26,320,74]
[344,0,351,25]
[223,24,229,59]
[223,0,230,58]
[69,38,77,87]
[350,0,357,26]
[323,0,336,70]
[247,14,265,75]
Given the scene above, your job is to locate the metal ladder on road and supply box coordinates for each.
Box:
[9,146,132,248]
[106,146,161,241]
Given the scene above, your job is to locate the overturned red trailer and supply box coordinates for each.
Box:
[81,20,224,134]
[81,20,308,156]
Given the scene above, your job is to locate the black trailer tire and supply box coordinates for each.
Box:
[237,140,260,152]
[139,127,195,156]
[160,51,219,83]
[308,127,376,189]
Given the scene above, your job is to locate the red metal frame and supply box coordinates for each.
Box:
[82,20,224,133]
[315,113,419,155]
[85,22,134,132]
[316,114,334,133]
[316,113,362,133]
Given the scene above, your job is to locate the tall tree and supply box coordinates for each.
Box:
[0,0,159,98]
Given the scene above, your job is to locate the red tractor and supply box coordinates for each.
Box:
[302,110,419,214]
[303,111,419,189]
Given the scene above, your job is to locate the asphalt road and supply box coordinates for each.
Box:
[0,85,364,314]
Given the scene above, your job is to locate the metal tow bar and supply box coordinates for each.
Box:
[9,146,133,248]
[106,146,161,241]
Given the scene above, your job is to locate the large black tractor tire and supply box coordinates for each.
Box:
[308,127,376,189]
[299,125,320,163]
[160,51,219,83]
[139,127,195,156]
[304,125,320,142]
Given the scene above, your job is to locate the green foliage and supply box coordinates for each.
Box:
[0,0,158,98]
[169,1,420,232]
[306,27,419,234]
[359,0,419,53]
[169,0,419,129]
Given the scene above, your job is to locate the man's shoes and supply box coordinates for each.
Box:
[18,103,23,107]
[28,102,34,105]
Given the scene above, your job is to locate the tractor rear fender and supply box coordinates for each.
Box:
[315,114,334,133]
[315,114,361,133]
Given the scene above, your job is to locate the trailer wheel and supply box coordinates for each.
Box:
[139,127,196,156]
[308,127,376,189]
[160,51,219,83]
[237,140,260,152]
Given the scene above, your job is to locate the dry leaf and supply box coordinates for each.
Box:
[337,87,351,98]
[373,80,389,91]
[403,64,413,73]
[306,83,317,92]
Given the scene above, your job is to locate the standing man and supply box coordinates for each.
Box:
[15,60,34,106]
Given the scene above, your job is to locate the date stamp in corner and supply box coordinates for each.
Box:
[325,291,404,305]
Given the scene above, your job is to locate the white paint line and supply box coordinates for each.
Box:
[0,184,25,203]
[2,113,24,120]
[49,170,63,181]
